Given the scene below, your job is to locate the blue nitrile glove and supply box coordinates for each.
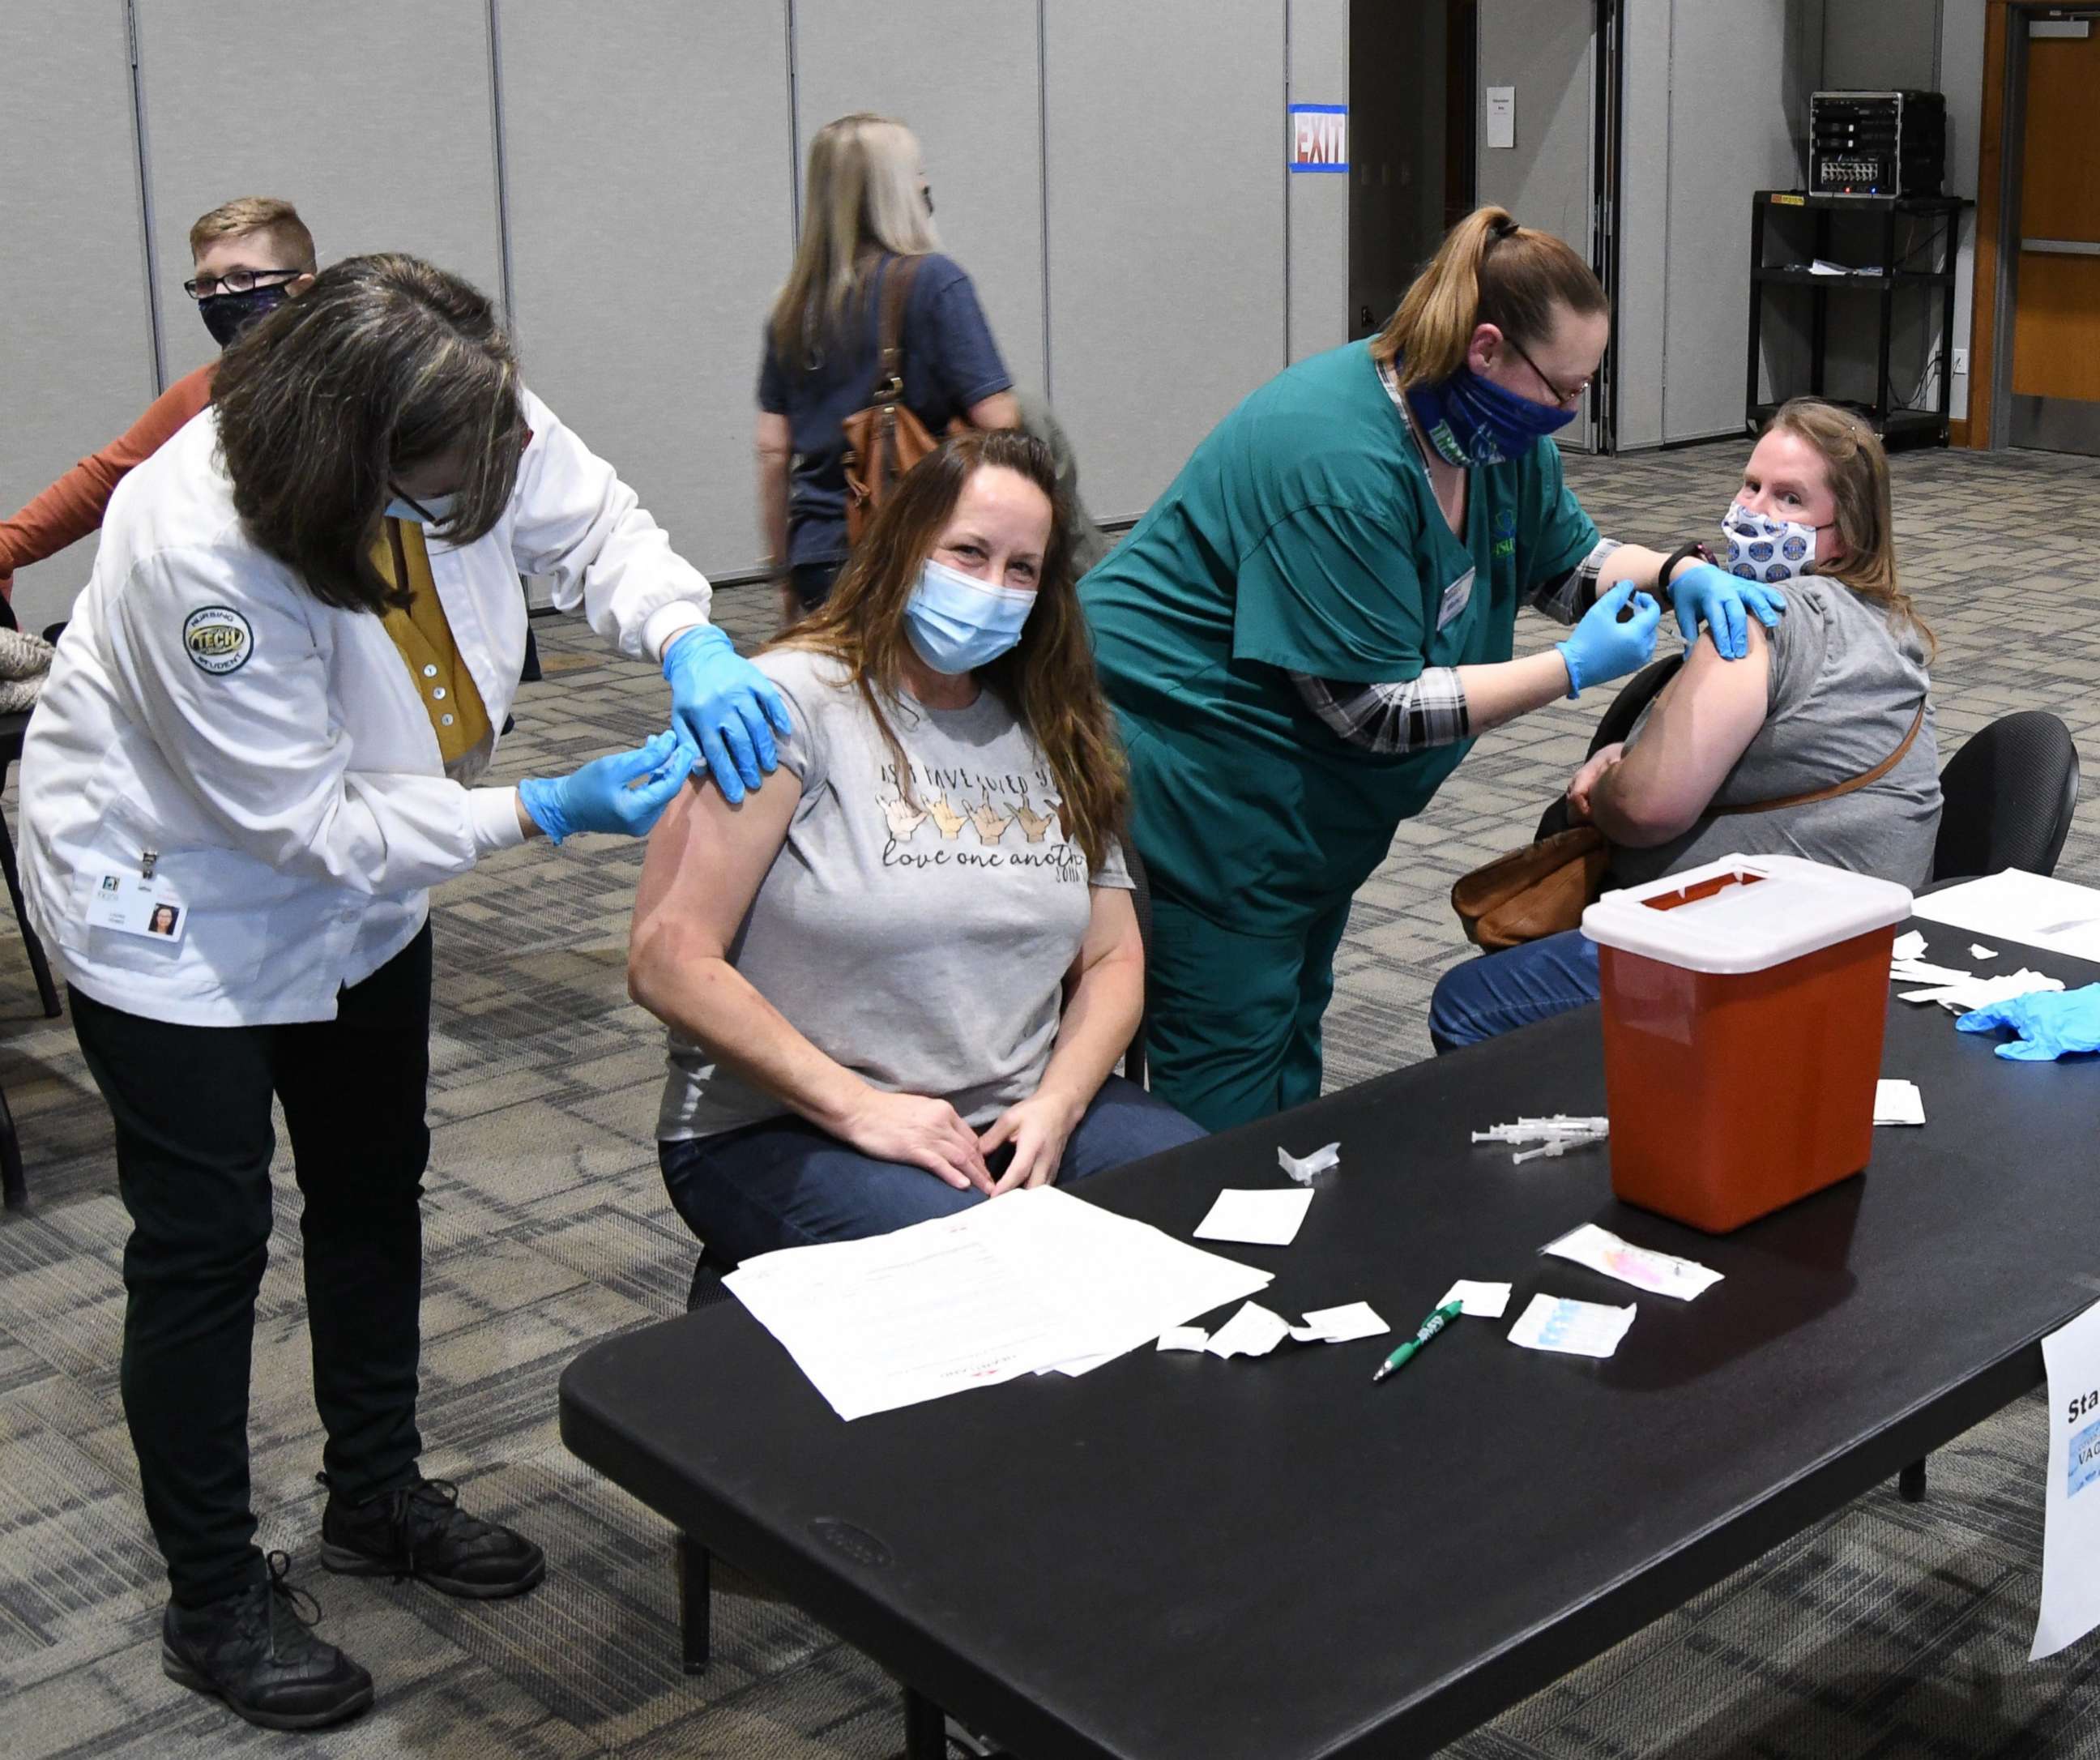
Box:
[663,624,793,805]
[1556,579,1660,698]
[1955,985,2100,1062]
[1667,561,1786,661]
[518,729,697,844]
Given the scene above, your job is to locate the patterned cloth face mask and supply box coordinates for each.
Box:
[1721,501,1833,584]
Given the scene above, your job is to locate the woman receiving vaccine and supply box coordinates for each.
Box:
[1080,207,1786,1130]
[633,430,1202,1266]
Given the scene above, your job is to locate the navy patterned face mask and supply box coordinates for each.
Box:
[1405,365,1574,468]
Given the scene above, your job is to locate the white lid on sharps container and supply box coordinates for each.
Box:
[1580,853,1914,976]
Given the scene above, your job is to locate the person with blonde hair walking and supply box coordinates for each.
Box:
[757,113,1018,624]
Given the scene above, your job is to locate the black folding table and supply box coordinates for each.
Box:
[561,925,2100,1759]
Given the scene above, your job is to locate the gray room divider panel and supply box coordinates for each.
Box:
[794,0,1048,399]
[1660,0,1802,441]
[496,0,793,580]
[134,0,504,389]
[1044,0,1286,521]
[1,0,158,631]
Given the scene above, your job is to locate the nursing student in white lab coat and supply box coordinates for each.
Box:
[19,254,790,1732]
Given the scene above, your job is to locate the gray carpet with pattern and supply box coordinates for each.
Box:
[2,438,2098,1758]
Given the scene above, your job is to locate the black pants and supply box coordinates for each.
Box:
[70,925,433,1608]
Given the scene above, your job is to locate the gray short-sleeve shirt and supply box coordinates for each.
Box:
[657,646,1130,1143]
[1608,575,1941,890]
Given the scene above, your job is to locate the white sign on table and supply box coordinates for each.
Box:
[2034,1300,2100,1660]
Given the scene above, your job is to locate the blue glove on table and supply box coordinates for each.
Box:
[663,624,793,805]
[1556,579,1660,698]
[1667,561,1786,660]
[519,729,696,844]
[1955,984,2100,1062]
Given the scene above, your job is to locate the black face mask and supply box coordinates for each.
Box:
[198,284,290,348]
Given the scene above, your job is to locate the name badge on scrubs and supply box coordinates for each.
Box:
[84,872,187,943]
[1436,569,1476,631]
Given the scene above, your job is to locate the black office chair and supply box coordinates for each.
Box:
[1929,709,2079,882]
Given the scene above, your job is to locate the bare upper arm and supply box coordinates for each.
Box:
[1601,624,1773,844]
[630,765,804,991]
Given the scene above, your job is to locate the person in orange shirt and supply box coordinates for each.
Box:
[0,196,317,603]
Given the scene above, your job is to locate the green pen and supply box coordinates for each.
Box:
[1372,1300,1465,1383]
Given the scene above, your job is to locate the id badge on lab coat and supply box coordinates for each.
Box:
[83,873,187,943]
[1436,569,1476,631]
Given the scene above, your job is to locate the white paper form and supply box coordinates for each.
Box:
[1157,1327,1208,1352]
[1507,1294,1636,1358]
[1193,1187,1314,1247]
[1439,1279,1513,1319]
[1018,1188,1277,1376]
[728,1187,1271,1418]
[2034,1301,2100,1659]
[727,1220,1070,1420]
[1873,1079,1926,1126]
[1540,1224,1723,1301]
[1914,870,2100,963]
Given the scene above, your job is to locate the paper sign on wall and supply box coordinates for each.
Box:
[1486,85,1517,150]
[1290,104,1348,173]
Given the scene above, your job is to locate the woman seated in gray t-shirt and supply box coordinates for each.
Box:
[631,429,1203,1265]
[1430,397,1942,1050]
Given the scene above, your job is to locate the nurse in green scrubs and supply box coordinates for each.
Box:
[1082,207,1785,1130]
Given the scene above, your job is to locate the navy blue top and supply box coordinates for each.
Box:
[758,253,1012,566]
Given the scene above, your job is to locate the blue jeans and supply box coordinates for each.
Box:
[659,1075,1206,1265]
[1428,929,1602,1054]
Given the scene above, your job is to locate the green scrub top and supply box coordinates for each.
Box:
[1082,340,1599,933]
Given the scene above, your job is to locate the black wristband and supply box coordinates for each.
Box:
[1656,541,1714,598]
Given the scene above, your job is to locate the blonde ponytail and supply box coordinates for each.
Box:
[1373,206,1607,390]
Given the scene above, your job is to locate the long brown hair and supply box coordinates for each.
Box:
[1372,206,1607,389]
[1766,397,1934,660]
[776,430,1128,869]
[213,253,525,614]
[768,113,938,369]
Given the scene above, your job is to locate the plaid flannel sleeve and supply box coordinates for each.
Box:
[1526,537,1625,627]
[1290,667,1470,755]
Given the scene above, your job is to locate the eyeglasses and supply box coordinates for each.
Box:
[183,267,305,301]
[1505,334,1592,409]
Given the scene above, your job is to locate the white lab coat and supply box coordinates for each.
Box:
[21,389,711,1027]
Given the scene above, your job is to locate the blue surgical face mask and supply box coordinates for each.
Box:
[198,284,290,348]
[903,555,1035,675]
[385,489,460,528]
[1406,365,1575,468]
[1722,500,1830,583]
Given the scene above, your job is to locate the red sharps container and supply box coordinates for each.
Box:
[1581,854,1914,1233]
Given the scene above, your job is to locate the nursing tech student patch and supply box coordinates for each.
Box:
[182,605,253,676]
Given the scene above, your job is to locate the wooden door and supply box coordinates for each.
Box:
[2008,15,2100,452]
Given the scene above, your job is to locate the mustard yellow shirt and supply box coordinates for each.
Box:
[371,519,493,768]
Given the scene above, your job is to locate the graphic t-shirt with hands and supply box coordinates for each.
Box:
[656,647,1131,1143]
